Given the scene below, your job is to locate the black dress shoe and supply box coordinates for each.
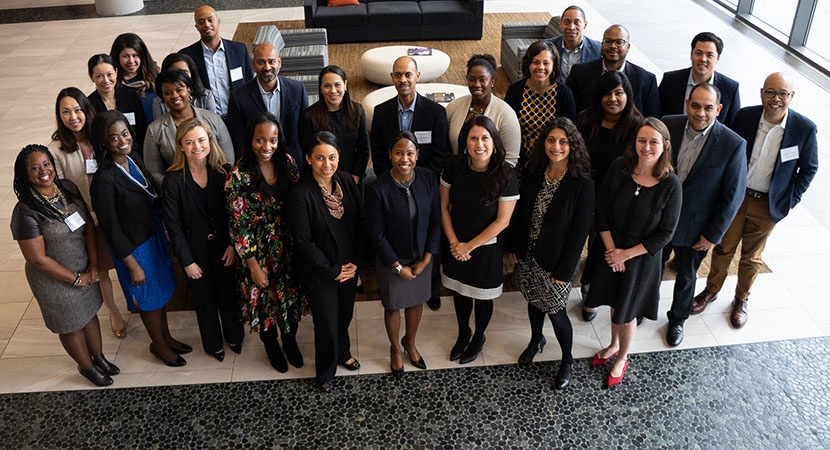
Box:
[518,336,546,366]
[91,353,120,376]
[317,380,332,393]
[340,358,360,371]
[171,343,193,355]
[426,296,441,311]
[212,350,225,362]
[282,334,304,368]
[78,365,113,387]
[460,335,486,364]
[666,321,684,347]
[263,338,288,373]
[450,328,472,361]
[391,365,404,381]
[401,336,427,370]
[581,307,597,322]
[228,343,242,354]
[555,361,573,390]
[149,344,187,367]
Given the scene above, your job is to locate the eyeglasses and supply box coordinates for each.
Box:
[602,38,627,47]
[763,89,792,99]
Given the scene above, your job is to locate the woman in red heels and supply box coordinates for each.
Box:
[584,118,681,386]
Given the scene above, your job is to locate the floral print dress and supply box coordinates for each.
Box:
[225,158,308,334]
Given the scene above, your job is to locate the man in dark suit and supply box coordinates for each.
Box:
[179,5,254,119]
[226,43,308,164]
[566,24,660,117]
[371,56,449,311]
[545,5,601,83]
[659,32,741,126]
[662,83,747,346]
[691,73,818,328]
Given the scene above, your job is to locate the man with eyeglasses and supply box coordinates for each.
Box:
[690,72,818,329]
[659,32,741,126]
[661,83,747,346]
[566,24,660,117]
[544,5,601,83]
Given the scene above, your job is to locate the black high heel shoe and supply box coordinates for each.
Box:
[213,349,225,362]
[555,361,573,390]
[91,353,120,376]
[390,346,405,381]
[262,336,288,373]
[78,365,113,387]
[282,333,304,368]
[518,336,547,367]
[401,336,427,370]
[171,342,193,355]
[149,344,186,367]
[459,335,486,364]
[450,327,472,361]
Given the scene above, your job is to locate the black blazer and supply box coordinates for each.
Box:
[227,76,308,164]
[566,59,661,117]
[506,173,595,282]
[299,103,370,178]
[287,171,367,289]
[658,68,741,126]
[88,88,148,152]
[90,155,160,260]
[179,39,254,94]
[370,93,449,176]
[731,105,819,222]
[365,168,441,267]
[662,115,747,246]
[162,165,231,267]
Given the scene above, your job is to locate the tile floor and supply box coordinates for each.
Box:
[0,0,829,395]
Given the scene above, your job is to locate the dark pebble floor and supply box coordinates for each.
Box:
[1,337,829,449]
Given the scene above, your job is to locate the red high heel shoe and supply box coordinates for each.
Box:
[591,350,619,366]
[606,360,629,387]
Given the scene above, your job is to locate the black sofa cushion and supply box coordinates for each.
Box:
[420,0,475,24]
[367,2,422,25]
[314,2,368,27]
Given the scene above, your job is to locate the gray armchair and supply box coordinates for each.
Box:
[500,17,561,84]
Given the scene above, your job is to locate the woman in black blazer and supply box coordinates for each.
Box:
[87,54,148,153]
[162,118,243,362]
[506,118,595,389]
[288,131,366,393]
[366,131,440,380]
[90,110,189,367]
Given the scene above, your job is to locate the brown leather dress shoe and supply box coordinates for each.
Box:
[730,297,748,328]
[691,290,718,315]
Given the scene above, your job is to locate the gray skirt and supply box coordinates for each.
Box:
[376,258,433,310]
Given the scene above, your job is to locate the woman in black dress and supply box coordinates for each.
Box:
[441,115,519,364]
[506,118,594,389]
[288,131,366,392]
[576,71,644,321]
[162,118,243,361]
[366,131,440,380]
[584,118,682,387]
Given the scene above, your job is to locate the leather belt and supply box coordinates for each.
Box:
[746,188,768,199]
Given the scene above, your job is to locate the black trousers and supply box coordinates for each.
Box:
[307,277,357,383]
[186,239,244,353]
[666,245,708,323]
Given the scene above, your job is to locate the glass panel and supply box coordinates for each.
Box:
[751,0,798,36]
[805,1,830,62]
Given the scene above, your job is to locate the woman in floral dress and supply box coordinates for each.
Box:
[225,112,308,373]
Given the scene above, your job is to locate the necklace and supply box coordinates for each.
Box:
[544,167,567,188]
[115,156,157,198]
[468,106,485,116]
[32,185,70,216]
[634,184,643,196]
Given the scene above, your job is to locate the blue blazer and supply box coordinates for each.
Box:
[546,35,602,83]
[366,168,441,267]
[730,105,819,222]
[662,115,747,246]
[370,93,449,177]
[566,59,661,117]
[179,39,254,94]
[658,68,741,126]
[227,76,308,165]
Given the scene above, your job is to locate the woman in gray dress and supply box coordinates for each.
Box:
[10,145,120,387]
[366,131,441,380]
[506,118,595,390]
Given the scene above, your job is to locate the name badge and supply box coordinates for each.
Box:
[85,159,98,174]
[414,131,432,145]
[64,211,85,232]
[230,66,243,82]
[124,112,136,125]
[780,145,799,162]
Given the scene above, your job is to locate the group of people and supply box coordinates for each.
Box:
[10,4,818,392]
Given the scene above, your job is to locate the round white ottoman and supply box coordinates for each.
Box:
[360,46,451,86]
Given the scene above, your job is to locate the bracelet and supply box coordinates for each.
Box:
[72,272,81,287]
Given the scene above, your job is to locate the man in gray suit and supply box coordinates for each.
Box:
[545,5,601,83]
[662,83,747,346]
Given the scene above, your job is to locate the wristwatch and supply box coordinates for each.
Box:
[393,263,403,274]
